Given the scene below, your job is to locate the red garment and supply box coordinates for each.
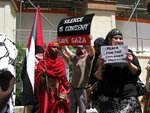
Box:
[35,41,70,113]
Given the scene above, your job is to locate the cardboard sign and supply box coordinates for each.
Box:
[101,45,128,64]
[57,13,94,45]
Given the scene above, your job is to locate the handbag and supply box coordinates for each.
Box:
[134,77,147,96]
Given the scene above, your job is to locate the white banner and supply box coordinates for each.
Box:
[101,45,128,64]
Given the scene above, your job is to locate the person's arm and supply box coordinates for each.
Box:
[87,35,95,58]
[126,51,141,75]
[146,61,150,93]
[94,65,103,80]
[127,62,138,75]
[94,55,104,80]
[87,81,100,98]
[61,49,70,62]
[62,46,74,59]
[0,71,14,112]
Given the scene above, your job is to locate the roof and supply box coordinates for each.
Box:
[14,0,149,19]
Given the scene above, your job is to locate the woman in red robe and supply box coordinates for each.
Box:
[35,41,70,113]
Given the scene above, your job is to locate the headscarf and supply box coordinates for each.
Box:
[35,41,66,88]
[103,28,122,46]
[0,33,18,75]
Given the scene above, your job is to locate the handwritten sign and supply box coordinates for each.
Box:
[57,13,95,45]
[101,45,128,64]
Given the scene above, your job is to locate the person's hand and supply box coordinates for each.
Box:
[59,98,64,102]
[40,74,46,82]
[89,35,93,40]
[86,86,93,99]
[34,65,37,70]
[42,66,47,73]
[98,55,105,66]
[126,52,133,63]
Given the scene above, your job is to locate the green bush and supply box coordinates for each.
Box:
[67,46,75,82]
[15,42,25,105]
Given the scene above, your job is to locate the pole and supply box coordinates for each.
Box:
[135,5,139,53]
[122,0,141,34]
[28,0,56,31]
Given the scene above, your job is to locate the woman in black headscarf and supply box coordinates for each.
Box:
[95,28,142,113]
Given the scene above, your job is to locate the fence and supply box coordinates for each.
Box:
[13,29,57,45]
[13,29,150,54]
[124,36,150,54]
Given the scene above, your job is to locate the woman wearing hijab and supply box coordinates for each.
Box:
[95,28,142,113]
[35,41,70,113]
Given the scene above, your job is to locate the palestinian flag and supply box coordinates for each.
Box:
[21,5,44,105]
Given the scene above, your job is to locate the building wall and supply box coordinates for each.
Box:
[88,10,116,44]
[116,20,150,54]
[0,1,16,41]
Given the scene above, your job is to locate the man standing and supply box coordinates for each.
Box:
[63,36,94,113]
[87,37,104,112]
[0,33,18,113]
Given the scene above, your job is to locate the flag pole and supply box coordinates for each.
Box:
[27,0,56,31]
[42,52,50,94]
[36,6,50,94]
[21,5,45,105]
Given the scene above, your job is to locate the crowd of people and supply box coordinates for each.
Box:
[1,1,150,113]
[1,28,150,113]
[32,28,145,113]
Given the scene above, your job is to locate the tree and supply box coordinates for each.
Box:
[67,46,75,82]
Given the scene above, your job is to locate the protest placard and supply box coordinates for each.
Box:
[57,13,94,45]
[101,45,128,64]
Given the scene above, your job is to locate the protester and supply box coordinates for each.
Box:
[62,36,94,113]
[35,43,46,68]
[140,60,150,113]
[31,43,46,113]
[35,41,70,113]
[95,28,142,113]
[87,37,104,112]
[0,33,18,113]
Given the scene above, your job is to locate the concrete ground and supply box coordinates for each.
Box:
[14,106,24,113]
